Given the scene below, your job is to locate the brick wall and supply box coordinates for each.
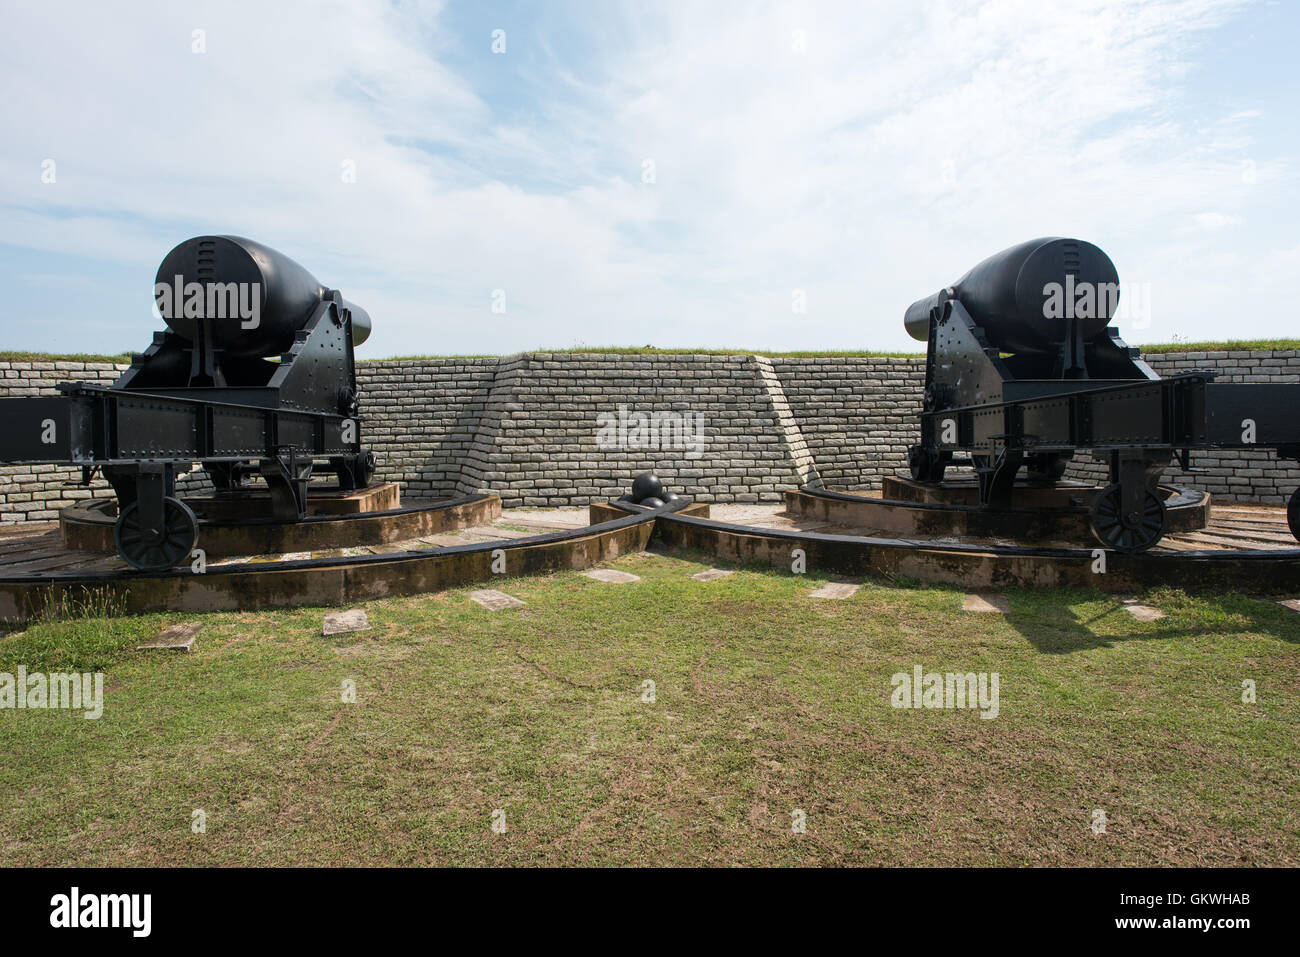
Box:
[0,361,125,521]
[2,349,1298,521]
[446,353,813,507]
[357,358,498,498]
[770,356,924,489]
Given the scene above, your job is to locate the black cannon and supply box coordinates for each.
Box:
[905,237,1300,552]
[0,236,375,570]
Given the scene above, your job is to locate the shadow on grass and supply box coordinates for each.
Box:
[1004,593,1300,654]
[651,543,1300,654]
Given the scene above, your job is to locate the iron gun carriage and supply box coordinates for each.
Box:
[905,237,1300,552]
[0,236,376,570]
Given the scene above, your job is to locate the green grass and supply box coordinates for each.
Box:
[6,340,1299,363]
[1132,339,1300,354]
[378,346,926,359]
[0,351,132,363]
[378,340,1300,359]
[1,549,1297,867]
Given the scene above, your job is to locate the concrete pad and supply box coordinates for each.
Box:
[581,568,641,584]
[1279,599,1300,614]
[137,621,202,651]
[460,528,522,544]
[418,534,468,548]
[1121,600,1165,622]
[963,593,1009,613]
[323,608,372,636]
[692,568,734,582]
[363,543,412,555]
[496,509,590,530]
[504,507,591,530]
[809,582,860,600]
[470,589,526,610]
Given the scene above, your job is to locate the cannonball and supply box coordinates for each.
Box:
[640,496,666,508]
[630,472,664,503]
[659,491,679,503]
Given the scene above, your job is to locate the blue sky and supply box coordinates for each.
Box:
[1,0,1296,357]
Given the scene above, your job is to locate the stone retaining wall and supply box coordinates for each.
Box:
[0,361,125,522]
[2,349,1297,520]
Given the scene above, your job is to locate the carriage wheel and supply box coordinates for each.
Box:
[1089,483,1166,554]
[113,496,200,571]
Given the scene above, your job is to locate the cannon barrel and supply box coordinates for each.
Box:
[154,235,371,359]
[904,237,1120,354]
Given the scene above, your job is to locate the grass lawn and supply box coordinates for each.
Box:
[1,549,1297,866]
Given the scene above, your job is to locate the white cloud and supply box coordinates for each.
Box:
[0,0,1288,355]
[1193,212,1242,229]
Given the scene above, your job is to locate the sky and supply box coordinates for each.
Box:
[0,0,1296,357]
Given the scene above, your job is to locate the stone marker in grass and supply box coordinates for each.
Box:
[809,582,860,600]
[1121,599,1165,622]
[470,589,526,610]
[1279,599,1300,614]
[581,568,641,584]
[323,608,372,636]
[963,593,1009,613]
[137,621,202,651]
[692,568,734,582]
